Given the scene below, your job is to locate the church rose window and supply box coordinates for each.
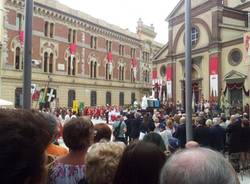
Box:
[228,49,242,66]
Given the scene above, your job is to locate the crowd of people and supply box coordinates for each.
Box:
[0,101,249,184]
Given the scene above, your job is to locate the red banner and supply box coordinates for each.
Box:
[70,43,77,55]
[152,70,157,79]
[32,90,40,101]
[19,31,24,45]
[210,56,218,75]
[107,52,113,62]
[131,58,137,68]
[166,66,172,81]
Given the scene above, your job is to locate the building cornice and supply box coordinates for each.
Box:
[6,0,142,46]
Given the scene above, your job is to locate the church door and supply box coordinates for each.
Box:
[229,89,243,107]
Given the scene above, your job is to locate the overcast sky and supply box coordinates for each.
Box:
[58,0,180,44]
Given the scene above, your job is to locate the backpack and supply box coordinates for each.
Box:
[113,121,122,138]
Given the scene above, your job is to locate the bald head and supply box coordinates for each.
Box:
[160,148,239,184]
[185,141,199,149]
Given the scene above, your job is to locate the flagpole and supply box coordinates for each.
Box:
[185,0,193,141]
[22,0,33,109]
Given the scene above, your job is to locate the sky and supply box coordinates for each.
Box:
[57,0,180,44]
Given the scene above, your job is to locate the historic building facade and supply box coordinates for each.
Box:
[1,0,162,108]
[0,0,4,98]
[153,0,250,109]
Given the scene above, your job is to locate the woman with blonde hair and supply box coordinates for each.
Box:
[205,119,213,128]
[84,142,125,184]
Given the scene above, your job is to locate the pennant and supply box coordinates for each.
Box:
[79,102,84,112]
[38,89,45,104]
[108,62,112,75]
[166,66,172,81]
[131,58,137,68]
[210,56,218,75]
[73,100,79,112]
[70,43,77,55]
[152,70,157,80]
[47,88,56,102]
[19,31,24,45]
[32,90,40,101]
[107,52,113,62]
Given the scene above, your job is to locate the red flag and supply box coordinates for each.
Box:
[131,58,137,68]
[19,31,24,45]
[210,56,218,75]
[152,70,157,79]
[70,43,77,55]
[107,52,113,62]
[166,66,172,81]
[32,90,40,101]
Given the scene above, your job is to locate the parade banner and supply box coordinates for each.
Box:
[73,100,79,113]
[166,66,172,99]
[243,32,250,64]
[131,58,137,80]
[79,102,84,112]
[70,43,77,73]
[107,52,113,75]
[210,56,218,99]
[152,69,157,80]
[19,31,24,45]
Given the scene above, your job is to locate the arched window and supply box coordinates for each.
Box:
[119,66,122,80]
[106,63,108,80]
[72,30,76,43]
[106,92,111,105]
[106,63,111,80]
[68,56,71,75]
[44,21,48,37]
[15,47,21,70]
[50,23,54,38]
[72,57,76,76]
[91,91,97,106]
[119,66,124,81]
[49,53,53,73]
[147,71,150,82]
[131,68,134,82]
[119,92,124,106]
[68,90,75,108]
[68,28,72,43]
[122,66,124,81]
[93,62,97,78]
[44,52,48,72]
[90,61,93,78]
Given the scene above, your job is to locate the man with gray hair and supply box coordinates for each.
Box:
[160,147,239,184]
